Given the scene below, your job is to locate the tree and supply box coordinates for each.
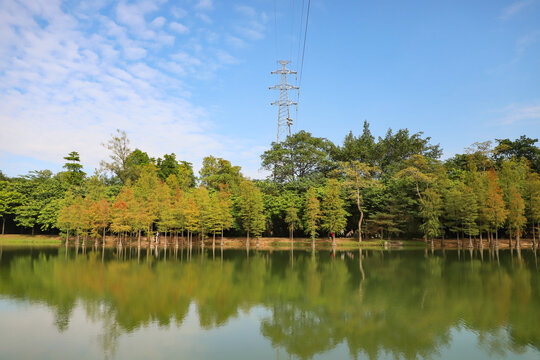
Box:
[199,156,244,192]
[193,186,212,243]
[124,149,151,183]
[462,185,479,248]
[332,121,376,164]
[495,135,540,172]
[419,188,442,246]
[284,205,300,245]
[132,164,160,245]
[100,129,132,184]
[0,180,21,235]
[339,161,379,242]
[303,187,321,248]
[484,169,508,247]
[375,128,442,174]
[508,185,526,248]
[237,180,266,246]
[321,179,348,247]
[62,151,86,186]
[261,130,334,184]
[525,172,540,246]
[14,170,65,234]
[89,198,110,245]
[444,180,465,243]
[184,196,199,247]
[213,186,234,247]
[110,187,136,245]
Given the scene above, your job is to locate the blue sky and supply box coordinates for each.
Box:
[0,0,539,179]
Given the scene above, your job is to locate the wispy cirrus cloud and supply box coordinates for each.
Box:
[0,0,268,176]
[195,0,213,11]
[500,0,535,20]
[496,101,540,125]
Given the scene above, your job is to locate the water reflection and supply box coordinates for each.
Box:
[0,246,539,359]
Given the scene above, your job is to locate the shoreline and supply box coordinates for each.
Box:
[1,234,538,250]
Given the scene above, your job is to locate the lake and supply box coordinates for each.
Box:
[0,246,539,359]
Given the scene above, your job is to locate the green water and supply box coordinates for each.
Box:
[0,246,539,359]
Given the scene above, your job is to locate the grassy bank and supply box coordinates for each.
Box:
[0,234,62,245]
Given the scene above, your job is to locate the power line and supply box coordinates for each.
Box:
[299,0,311,85]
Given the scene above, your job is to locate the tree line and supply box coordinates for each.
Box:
[1,125,539,248]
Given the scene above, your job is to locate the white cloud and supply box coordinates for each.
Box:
[500,0,535,20]
[0,0,270,178]
[171,6,187,18]
[226,35,246,48]
[194,0,213,11]
[216,50,239,65]
[497,101,540,125]
[150,16,166,28]
[124,46,147,60]
[235,5,257,18]
[169,21,189,34]
[196,13,212,24]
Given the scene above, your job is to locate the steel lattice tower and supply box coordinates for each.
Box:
[270,60,298,143]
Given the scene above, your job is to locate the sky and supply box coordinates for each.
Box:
[0,0,539,179]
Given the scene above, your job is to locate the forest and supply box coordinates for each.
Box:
[0,123,539,248]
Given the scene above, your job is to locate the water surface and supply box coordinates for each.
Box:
[0,246,539,359]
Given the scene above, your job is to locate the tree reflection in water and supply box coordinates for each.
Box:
[0,246,539,359]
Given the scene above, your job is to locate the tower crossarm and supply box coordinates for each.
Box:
[271,100,297,106]
[269,84,299,90]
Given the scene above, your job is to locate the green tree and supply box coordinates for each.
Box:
[462,185,479,248]
[213,186,234,247]
[321,179,348,247]
[199,156,243,192]
[484,169,508,247]
[261,130,334,184]
[508,185,526,248]
[124,148,151,183]
[193,186,212,242]
[495,135,540,172]
[62,151,86,186]
[132,164,160,244]
[375,128,442,174]
[237,180,266,246]
[284,205,300,244]
[419,187,442,246]
[444,180,465,242]
[0,180,21,235]
[332,121,376,164]
[338,161,379,242]
[303,187,321,248]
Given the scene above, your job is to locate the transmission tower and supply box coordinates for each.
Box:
[270,60,298,143]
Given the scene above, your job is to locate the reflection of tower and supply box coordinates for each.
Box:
[270,60,299,143]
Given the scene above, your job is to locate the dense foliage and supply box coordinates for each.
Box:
[1,125,539,245]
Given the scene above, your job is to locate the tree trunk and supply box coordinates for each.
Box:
[65,227,69,251]
[221,225,224,247]
[332,233,336,247]
[246,229,250,249]
[312,233,315,250]
[31,225,35,236]
[213,230,216,249]
[290,227,294,250]
[357,189,363,243]
[1,217,5,235]
[138,229,141,249]
[533,221,536,248]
